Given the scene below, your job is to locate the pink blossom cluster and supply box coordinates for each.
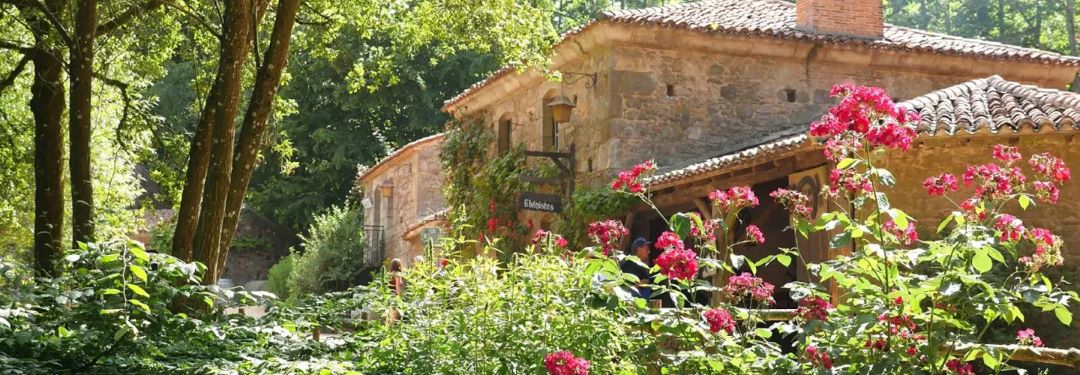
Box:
[610,160,656,194]
[795,296,832,321]
[922,173,958,196]
[656,245,698,281]
[882,219,918,246]
[993,144,1023,165]
[962,162,1026,201]
[709,186,759,215]
[1029,152,1070,203]
[532,229,568,249]
[703,308,736,334]
[828,167,874,197]
[873,312,925,350]
[587,220,629,256]
[1020,227,1064,272]
[993,214,1025,243]
[769,188,813,219]
[1016,328,1044,347]
[655,231,684,251]
[722,272,775,306]
[804,346,833,370]
[744,225,765,245]
[945,359,974,375]
[544,351,590,375]
[687,213,720,243]
[810,83,919,157]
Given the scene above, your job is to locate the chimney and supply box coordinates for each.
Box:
[796,0,884,39]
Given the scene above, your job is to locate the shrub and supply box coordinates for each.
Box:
[267,254,295,299]
[287,204,368,297]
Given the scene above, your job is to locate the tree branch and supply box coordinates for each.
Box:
[95,0,163,37]
[0,39,32,53]
[31,0,73,47]
[0,53,30,93]
[158,0,221,39]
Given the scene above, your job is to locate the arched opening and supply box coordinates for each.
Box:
[542,89,559,151]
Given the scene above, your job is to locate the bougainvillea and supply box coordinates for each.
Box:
[544,351,590,375]
[795,296,832,321]
[923,173,958,196]
[744,225,765,245]
[721,272,774,306]
[587,219,629,256]
[769,188,812,219]
[610,160,656,194]
[703,308,736,334]
[1016,328,1043,347]
[655,231,685,251]
[804,346,833,370]
[533,229,568,249]
[709,186,759,215]
[655,247,698,281]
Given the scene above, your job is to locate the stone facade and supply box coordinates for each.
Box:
[357,134,447,266]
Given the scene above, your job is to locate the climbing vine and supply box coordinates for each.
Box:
[559,187,638,248]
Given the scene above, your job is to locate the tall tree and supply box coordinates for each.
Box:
[1067,0,1077,55]
[70,0,97,245]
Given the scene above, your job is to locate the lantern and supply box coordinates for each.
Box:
[546,91,577,123]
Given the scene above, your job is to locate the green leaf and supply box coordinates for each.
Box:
[982,352,1000,369]
[127,284,150,298]
[754,328,773,339]
[102,288,122,295]
[129,246,150,262]
[985,247,1005,264]
[836,158,858,169]
[671,213,691,240]
[874,168,896,186]
[972,251,993,273]
[830,232,852,249]
[1055,306,1073,325]
[129,299,151,313]
[129,265,148,283]
[889,208,909,230]
[776,254,792,267]
[100,254,120,263]
[1018,194,1033,210]
[875,192,891,211]
[937,213,955,233]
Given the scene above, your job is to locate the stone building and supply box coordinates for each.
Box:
[442,0,1080,309]
[356,133,448,266]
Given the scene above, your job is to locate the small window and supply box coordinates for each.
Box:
[666,84,675,97]
[784,88,796,103]
[497,118,512,154]
[587,158,594,172]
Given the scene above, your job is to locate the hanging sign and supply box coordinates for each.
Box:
[517,192,563,213]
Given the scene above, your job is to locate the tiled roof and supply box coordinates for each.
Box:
[645,133,812,186]
[355,133,445,183]
[443,0,1080,111]
[904,75,1080,136]
[647,76,1080,187]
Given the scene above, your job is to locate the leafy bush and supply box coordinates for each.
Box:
[267,254,295,299]
[287,204,368,297]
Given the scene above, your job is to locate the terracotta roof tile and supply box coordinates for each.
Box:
[647,76,1080,187]
[904,75,1080,135]
[355,133,445,183]
[444,0,1080,111]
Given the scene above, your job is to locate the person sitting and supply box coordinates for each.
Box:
[619,237,654,300]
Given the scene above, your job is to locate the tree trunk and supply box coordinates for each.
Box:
[217,0,300,277]
[190,0,256,283]
[173,0,254,262]
[997,0,1007,42]
[29,2,67,277]
[70,0,97,246]
[1067,0,1077,55]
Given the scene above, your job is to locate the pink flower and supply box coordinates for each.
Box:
[960,197,986,221]
[993,214,1025,242]
[805,346,833,370]
[703,308,736,334]
[587,220,629,256]
[1029,152,1070,184]
[1022,227,1064,272]
[923,173,958,196]
[545,351,589,375]
[745,225,765,245]
[795,296,832,321]
[810,84,918,153]
[882,219,918,246]
[554,236,569,249]
[906,346,918,356]
[688,213,719,242]
[770,188,813,219]
[946,359,974,375]
[611,160,656,193]
[655,231,685,251]
[656,247,698,281]
[532,230,567,249]
[722,272,775,306]
[532,229,550,244]
[1033,180,1060,204]
[1017,328,1044,347]
[709,186,759,215]
[993,144,1023,164]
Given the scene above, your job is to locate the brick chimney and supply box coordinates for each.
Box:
[796,0,884,39]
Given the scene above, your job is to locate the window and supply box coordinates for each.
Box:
[666,84,675,97]
[497,117,512,154]
[542,96,558,151]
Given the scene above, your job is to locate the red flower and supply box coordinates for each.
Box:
[656,247,698,281]
[993,144,1023,164]
[946,359,974,375]
[487,218,498,234]
[611,160,656,194]
[923,173,958,196]
[545,351,590,375]
[810,84,918,153]
[703,308,736,334]
[1022,227,1064,272]
[882,219,918,246]
[994,214,1025,242]
[533,229,568,249]
[709,186,759,215]
[745,225,765,245]
[655,231,685,251]
[1029,152,1070,184]
[439,258,449,268]
[1033,180,1060,204]
[795,296,832,321]
[488,199,496,214]
[805,345,833,370]
[587,220,629,256]
[722,272,775,306]
[770,188,813,220]
[1017,328,1044,347]
[906,346,918,356]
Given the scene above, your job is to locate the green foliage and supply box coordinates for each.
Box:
[266,254,296,300]
[286,204,370,297]
[358,251,650,374]
[560,187,639,248]
[147,220,175,254]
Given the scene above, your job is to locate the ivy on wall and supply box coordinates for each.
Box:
[559,187,638,249]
